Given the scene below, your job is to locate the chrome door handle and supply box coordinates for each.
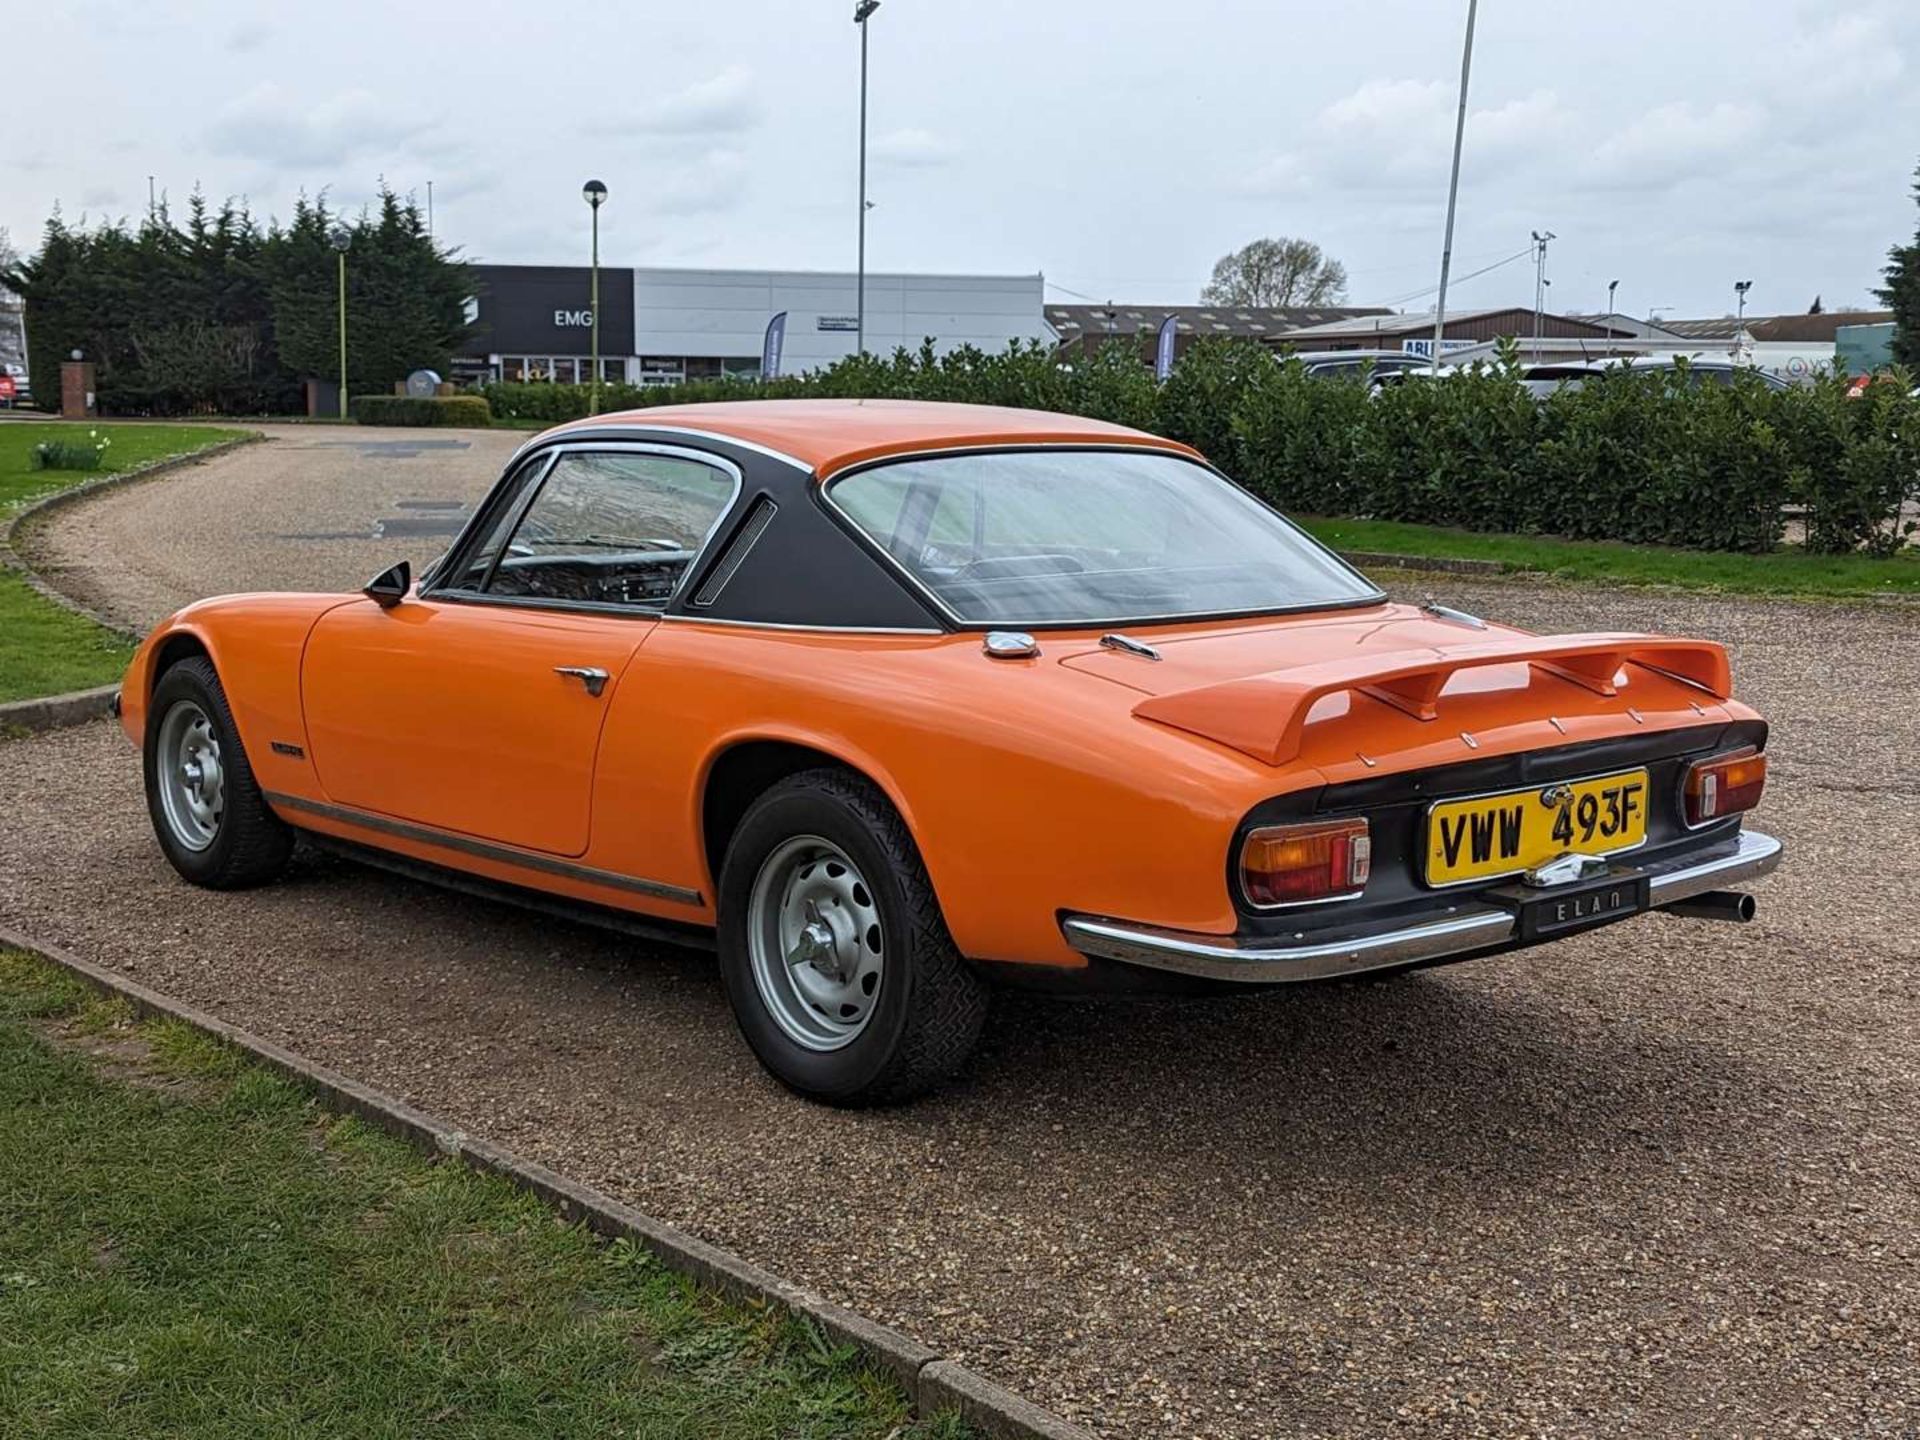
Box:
[554,665,609,697]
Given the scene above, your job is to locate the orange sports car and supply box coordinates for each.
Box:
[117,400,1781,1104]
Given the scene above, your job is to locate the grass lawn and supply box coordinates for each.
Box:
[1301,515,1920,599]
[1,422,249,706]
[0,950,972,1440]
[0,421,248,512]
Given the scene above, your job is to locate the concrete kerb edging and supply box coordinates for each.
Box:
[0,684,120,735]
[0,433,263,736]
[0,924,1094,1440]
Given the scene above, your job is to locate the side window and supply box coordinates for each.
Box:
[480,451,736,608]
[445,455,550,591]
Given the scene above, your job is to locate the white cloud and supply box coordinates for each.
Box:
[203,84,439,169]
[1241,81,1571,196]
[870,128,958,168]
[599,66,763,138]
[652,148,752,216]
[226,21,271,53]
[1583,101,1765,189]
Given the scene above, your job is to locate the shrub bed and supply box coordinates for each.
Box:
[349,394,493,428]
[477,339,1920,555]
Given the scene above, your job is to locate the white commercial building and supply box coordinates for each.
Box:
[629,267,1048,385]
[458,263,1048,386]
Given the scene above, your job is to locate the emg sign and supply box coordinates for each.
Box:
[459,266,635,358]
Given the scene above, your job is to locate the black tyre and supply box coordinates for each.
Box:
[143,656,293,889]
[716,768,988,1106]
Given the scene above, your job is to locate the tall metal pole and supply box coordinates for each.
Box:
[855,1,880,357]
[1429,0,1477,371]
[582,180,608,414]
[1530,230,1554,353]
[590,205,601,414]
[337,251,348,419]
[329,224,352,419]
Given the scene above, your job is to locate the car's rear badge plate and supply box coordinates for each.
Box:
[1424,767,1650,887]
[1513,872,1650,940]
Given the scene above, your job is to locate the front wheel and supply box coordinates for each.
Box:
[143,656,293,889]
[716,769,988,1106]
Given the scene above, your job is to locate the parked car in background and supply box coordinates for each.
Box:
[1518,356,1791,398]
[117,400,1781,1104]
[1284,349,1433,380]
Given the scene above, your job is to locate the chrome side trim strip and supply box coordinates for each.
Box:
[1060,829,1781,984]
[262,792,704,908]
[511,424,812,474]
[658,613,944,636]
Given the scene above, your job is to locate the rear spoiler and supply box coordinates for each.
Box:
[1131,632,1731,767]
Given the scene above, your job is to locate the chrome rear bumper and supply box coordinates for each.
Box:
[1060,829,1782,984]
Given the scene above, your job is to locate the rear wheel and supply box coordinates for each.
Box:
[143,656,293,889]
[716,769,988,1105]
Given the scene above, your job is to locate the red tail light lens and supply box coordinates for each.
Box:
[1683,748,1767,827]
[1241,818,1372,907]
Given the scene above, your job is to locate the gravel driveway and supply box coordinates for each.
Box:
[4,427,1917,1437]
[17,423,520,631]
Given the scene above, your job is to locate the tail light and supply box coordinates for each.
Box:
[1241,818,1371,907]
[1683,748,1767,827]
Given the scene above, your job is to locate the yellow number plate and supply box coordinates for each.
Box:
[1425,769,1649,886]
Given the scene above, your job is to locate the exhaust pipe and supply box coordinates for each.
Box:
[1660,889,1756,923]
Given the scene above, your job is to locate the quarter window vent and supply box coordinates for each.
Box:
[691,497,776,607]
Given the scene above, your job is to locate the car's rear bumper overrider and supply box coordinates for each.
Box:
[1060,829,1782,984]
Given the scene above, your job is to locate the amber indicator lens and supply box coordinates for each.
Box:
[1242,818,1371,906]
[1684,748,1767,826]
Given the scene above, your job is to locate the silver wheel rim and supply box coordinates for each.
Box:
[155,700,225,852]
[746,835,885,1052]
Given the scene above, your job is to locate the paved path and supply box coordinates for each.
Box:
[4,428,1917,1437]
[17,424,521,631]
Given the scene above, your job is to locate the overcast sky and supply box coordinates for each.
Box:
[5,1,1916,320]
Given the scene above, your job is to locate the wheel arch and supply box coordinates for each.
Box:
[149,628,215,693]
[698,733,923,899]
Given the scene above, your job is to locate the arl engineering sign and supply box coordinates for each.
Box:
[555,310,594,327]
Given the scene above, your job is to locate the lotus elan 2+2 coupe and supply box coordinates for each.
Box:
[118,400,1782,1103]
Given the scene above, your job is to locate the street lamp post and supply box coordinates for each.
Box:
[1429,0,1477,372]
[583,180,608,415]
[1607,278,1619,321]
[1734,279,1752,327]
[854,0,880,358]
[328,225,352,419]
[1530,230,1556,354]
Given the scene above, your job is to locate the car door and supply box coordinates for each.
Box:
[301,442,741,857]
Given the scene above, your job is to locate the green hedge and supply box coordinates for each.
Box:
[349,394,493,428]
[476,339,1920,555]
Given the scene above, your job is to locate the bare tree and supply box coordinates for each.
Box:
[1201,237,1348,307]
